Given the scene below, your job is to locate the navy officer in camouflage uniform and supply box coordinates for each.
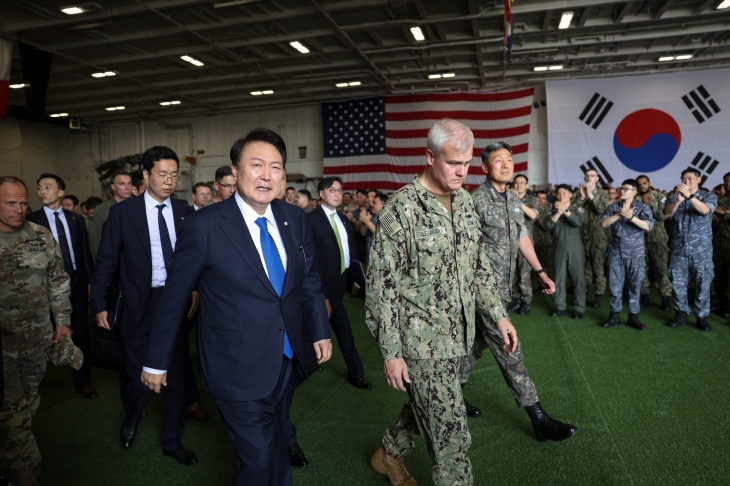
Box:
[664,167,718,331]
[0,176,73,486]
[600,179,654,331]
[366,120,519,486]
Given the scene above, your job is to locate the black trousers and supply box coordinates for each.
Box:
[330,273,364,380]
[283,365,308,447]
[182,313,201,408]
[122,287,188,451]
[216,356,295,486]
[69,273,92,388]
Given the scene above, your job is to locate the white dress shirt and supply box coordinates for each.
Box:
[321,205,350,269]
[43,206,77,271]
[193,204,201,211]
[144,190,177,288]
[235,192,288,273]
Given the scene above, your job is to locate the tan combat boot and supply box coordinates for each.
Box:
[370,446,417,486]
[11,465,40,486]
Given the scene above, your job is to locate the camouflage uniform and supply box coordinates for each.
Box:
[511,193,539,304]
[544,204,586,312]
[574,188,609,295]
[1,221,71,473]
[366,176,507,486]
[533,205,554,274]
[667,190,718,317]
[712,196,730,305]
[458,180,538,407]
[601,201,654,314]
[638,192,672,297]
[87,197,115,262]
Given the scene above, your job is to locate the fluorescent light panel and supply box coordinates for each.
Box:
[559,12,573,29]
[180,55,204,66]
[105,106,125,111]
[335,81,361,87]
[49,113,69,118]
[718,0,730,9]
[410,27,425,41]
[658,56,674,61]
[428,74,441,79]
[549,65,564,70]
[534,66,548,71]
[289,41,309,54]
[91,71,116,78]
[250,90,274,95]
[9,83,25,89]
[659,54,693,61]
[61,7,85,15]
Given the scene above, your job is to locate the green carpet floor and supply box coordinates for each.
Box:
[32,289,730,485]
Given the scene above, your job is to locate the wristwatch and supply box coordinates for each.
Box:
[536,269,547,275]
[688,193,695,200]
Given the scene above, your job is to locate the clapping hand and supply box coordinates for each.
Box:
[579,183,587,199]
[359,210,372,224]
[676,183,691,200]
[620,200,634,219]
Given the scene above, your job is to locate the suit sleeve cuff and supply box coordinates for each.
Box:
[142,367,166,374]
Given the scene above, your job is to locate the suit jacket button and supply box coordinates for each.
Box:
[279,328,284,333]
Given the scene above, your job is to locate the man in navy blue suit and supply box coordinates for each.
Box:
[141,128,332,486]
[91,146,199,465]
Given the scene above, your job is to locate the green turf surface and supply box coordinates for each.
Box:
[33,290,730,485]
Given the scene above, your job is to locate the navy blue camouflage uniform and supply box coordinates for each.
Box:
[601,201,654,314]
[667,190,718,318]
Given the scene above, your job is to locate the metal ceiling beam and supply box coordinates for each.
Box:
[653,0,676,19]
[578,7,593,27]
[694,0,717,15]
[616,1,636,23]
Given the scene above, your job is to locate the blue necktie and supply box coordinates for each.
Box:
[254,217,294,359]
[157,204,174,269]
[54,212,74,275]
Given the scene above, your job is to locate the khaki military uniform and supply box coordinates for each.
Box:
[533,205,554,273]
[544,204,587,312]
[87,197,115,262]
[1,222,71,473]
[512,193,539,304]
[366,176,506,486]
[574,188,609,295]
[712,196,730,305]
[637,191,672,297]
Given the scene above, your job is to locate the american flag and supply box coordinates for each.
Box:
[322,88,535,191]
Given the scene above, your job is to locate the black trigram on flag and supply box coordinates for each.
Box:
[682,85,721,124]
[579,93,614,129]
[580,156,613,189]
[690,151,720,184]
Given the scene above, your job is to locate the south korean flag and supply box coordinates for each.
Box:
[546,68,729,190]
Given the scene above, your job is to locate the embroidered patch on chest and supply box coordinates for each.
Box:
[416,227,446,239]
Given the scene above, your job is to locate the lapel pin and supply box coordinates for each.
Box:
[284,222,288,226]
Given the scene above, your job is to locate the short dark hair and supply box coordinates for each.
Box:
[343,191,352,197]
[622,179,639,191]
[142,146,179,173]
[723,171,730,181]
[0,175,28,191]
[131,170,145,190]
[111,170,131,184]
[481,141,512,163]
[356,189,367,196]
[556,183,572,193]
[681,167,701,179]
[318,176,342,193]
[192,182,211,194]
[37,173,66,191]
[215,166,233,183]
[513,174,528,183]
[230,128,287,167]
[297,189,312,201]
[80,201,87,209]
[636,174,650,182]
[535,190,547,196]
[286,186,295,192]
[374,193,389,204]
[85,196,103,209]
[63,195,79,206]
[367,188,377,195]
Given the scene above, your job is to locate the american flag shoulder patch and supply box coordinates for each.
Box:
[578,207,585,213]
[378,210,402,239]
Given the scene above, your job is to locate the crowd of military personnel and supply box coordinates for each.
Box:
[2,116,729,486]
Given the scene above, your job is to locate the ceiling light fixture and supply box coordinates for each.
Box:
[335,81,361,87]
[289,41,310,54]
[61,6,85,15]
[335,83,348,88]
[180,55,204,66]
[549,65,564,70]
[410,27,425,42]
[91,71,116,78]
[718,0,730,9]
[49,113,69,118]
[428,74,442,79]
[9,83,25,89]
[559,12,573,29]
[658,56,675,61]
[159,101,182,106]
[675,54,693,60]
[534,66,548,72]
[442,73,455,78]
[105,106,125,111]
[262,90,274,94]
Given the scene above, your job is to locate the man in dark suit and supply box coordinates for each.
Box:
[27,173,96,398]
[308,176,371,390]
[91,146,198,465]
[141,128,332,486]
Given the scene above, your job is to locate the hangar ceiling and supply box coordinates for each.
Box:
[1,0,729,122]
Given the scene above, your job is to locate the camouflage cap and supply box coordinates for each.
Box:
[46,335,84,370]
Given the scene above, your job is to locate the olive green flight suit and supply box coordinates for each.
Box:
[544,204,586,313]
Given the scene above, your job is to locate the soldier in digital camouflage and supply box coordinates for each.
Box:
[600,179,654,331]
[711,172,730,321]
[664,167,718,331]
[635,175,673,312]
[365,120,519,486]
[507,174,539,316]
[574,169,610,308]
[533,191,554,275]
[0,176,73,486]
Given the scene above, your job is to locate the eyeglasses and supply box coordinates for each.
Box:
[326,188,343,195]
[152,172,181,182]
[216,183,236,190]
[619,187,636,192]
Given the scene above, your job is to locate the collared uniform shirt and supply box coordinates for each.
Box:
[235,192,288,274]
[43,206,77,271]
[321,205,350,269]
[144,191,177,288]
[601,201,655,259]
[667,189,718,261]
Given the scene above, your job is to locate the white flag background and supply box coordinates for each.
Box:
[547,68,729,191]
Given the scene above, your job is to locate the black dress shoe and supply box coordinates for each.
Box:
[506,300,522,313]
[76,384,98,399]
[518,302,531,316]
[120,416,142,449]
[349,377,372,389]
[163,446,199,466]
[550,309,566,317]
[289,443,309,468]
[526,402,577,442]
[464,398,482,418]
[572,311,583,320]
